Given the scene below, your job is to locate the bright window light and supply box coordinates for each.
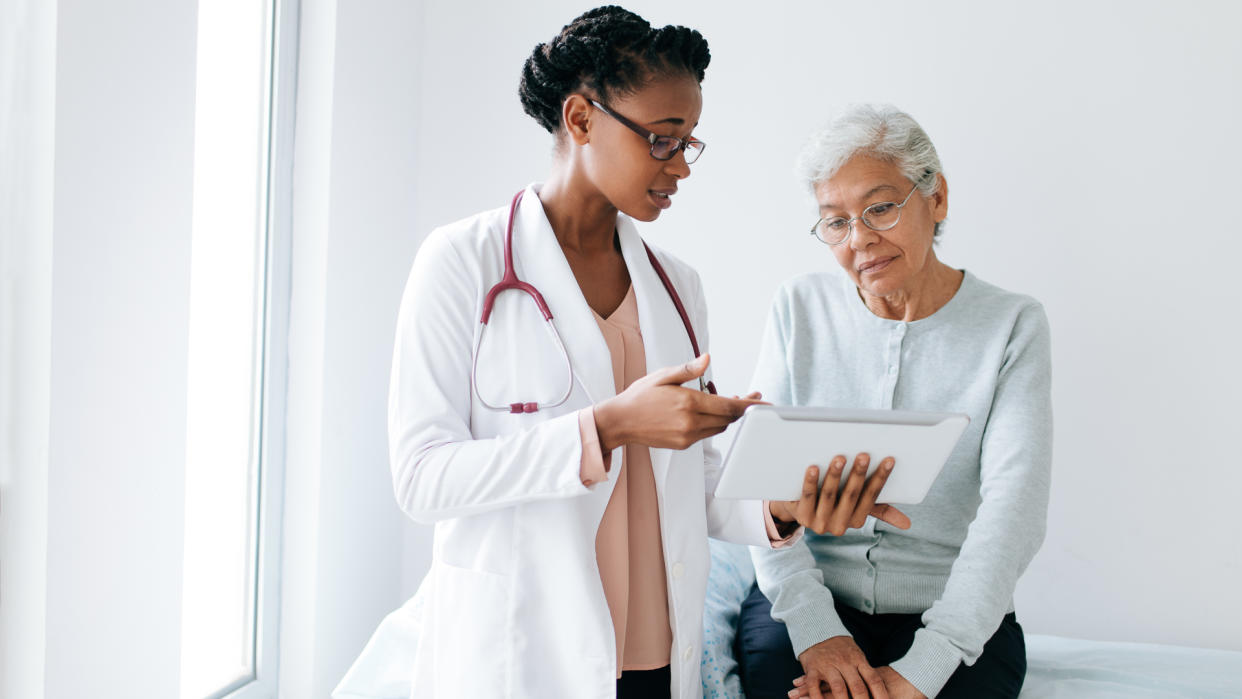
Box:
[179,2,273,697]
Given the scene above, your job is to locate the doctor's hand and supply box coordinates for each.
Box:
[768,454,911,536]
[593,354,762,451]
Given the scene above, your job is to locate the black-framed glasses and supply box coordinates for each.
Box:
[810,178,925,246]
[589,99,705,164]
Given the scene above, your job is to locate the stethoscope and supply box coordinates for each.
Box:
[472,190,716,414]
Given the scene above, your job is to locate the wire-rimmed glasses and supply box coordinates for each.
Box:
[588,99,705,164]
[810,178,926,246]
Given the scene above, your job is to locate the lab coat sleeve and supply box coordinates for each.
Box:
[389,229,592,524]
[682,268,798,549]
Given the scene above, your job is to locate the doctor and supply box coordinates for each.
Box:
[356,7,908,699]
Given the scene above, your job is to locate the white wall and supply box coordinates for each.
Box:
[279,1,423,696]
[42,0,198,694]
[392,0,1242,652]
[0,0,54,696]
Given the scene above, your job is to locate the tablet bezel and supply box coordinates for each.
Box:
[713,405,970,504]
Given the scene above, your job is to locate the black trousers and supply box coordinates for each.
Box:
[735,583,1026,699]
[616,665,671,699]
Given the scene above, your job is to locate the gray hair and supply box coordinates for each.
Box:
[796,104,945,237]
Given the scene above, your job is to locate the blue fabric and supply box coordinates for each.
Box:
[701,540,756,698]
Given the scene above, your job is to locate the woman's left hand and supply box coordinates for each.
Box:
[769,453,911,536]
[788,666,924,699]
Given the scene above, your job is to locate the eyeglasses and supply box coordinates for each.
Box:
[589,99,705,164]
[810,179,925,246]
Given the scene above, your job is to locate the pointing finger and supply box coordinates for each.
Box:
[695,394,764,418]
[646,353,710,387]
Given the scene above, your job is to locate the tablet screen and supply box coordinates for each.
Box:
[714,406,969,504]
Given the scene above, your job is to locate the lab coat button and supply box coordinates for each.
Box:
[888,365,897,375]
[672,562,685,580]
[683,644,694,662]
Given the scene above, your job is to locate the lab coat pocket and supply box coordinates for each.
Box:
[427,560,511,694]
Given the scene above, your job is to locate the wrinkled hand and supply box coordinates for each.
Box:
[769,454,911,536]
[594,354,762,451]
[875,667,924,699]
[787,636,888,699]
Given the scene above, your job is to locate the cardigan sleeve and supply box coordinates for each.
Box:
[748,285,851,655]
[890,302,1053,696]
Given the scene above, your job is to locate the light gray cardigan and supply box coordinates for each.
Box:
[748,269,1052,697]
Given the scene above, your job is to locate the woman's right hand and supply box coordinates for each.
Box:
[593,354,761,451]
[769,454,911,536]
[789,635,888,699]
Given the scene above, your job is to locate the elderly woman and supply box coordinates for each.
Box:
[734,105,1052,699]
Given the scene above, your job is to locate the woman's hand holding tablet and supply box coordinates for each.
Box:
[768,453,911,536]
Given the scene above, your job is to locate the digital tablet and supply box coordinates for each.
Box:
[714,405,969,504]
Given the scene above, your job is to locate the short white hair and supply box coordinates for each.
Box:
[796,104,945,236]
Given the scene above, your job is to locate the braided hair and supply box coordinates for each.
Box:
[519,6,710,134]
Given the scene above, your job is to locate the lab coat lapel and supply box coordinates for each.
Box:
[616,218,696,488]
[511,185,616,406]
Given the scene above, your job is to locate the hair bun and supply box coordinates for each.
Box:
[518,6,710,134]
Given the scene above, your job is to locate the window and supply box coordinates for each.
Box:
[179,1,285,696]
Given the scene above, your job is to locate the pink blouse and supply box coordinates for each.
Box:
[576,286,795,677]
[578,286,671,673]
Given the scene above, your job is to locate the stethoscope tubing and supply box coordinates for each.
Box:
[472,191,575,414]
[471,309,574,414]
[472,189,715,415]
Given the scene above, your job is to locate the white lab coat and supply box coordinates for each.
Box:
[336,184,785,699]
